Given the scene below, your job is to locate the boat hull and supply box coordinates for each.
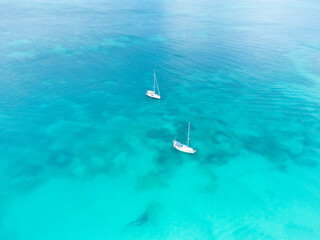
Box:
[173,140,196,154]
[146,90,160,99]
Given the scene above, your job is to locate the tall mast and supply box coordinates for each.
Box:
[187,122,190,146]
[156,73,160,96]
[153,69,156,92]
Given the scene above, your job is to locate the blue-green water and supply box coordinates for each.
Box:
[1,0,320,239]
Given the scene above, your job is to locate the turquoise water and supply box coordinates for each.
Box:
[1,0,320,239]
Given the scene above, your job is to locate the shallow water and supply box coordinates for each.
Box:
[1,0,320,239]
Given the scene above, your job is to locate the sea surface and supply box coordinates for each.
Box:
[1,0,320,239]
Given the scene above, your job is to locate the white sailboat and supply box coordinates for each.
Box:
[173,122,196,154]
[146,70,161,99]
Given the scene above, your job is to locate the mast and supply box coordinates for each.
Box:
[156,73,160,96]
[187,122,190,146]
[153,69,156,92]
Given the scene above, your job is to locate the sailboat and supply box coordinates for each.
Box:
[146,70,161,99]
[173,122,196,154]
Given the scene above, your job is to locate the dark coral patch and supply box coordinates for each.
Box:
[48,151,73,168]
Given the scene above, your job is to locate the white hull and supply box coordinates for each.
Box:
[173,140,196,154]
[146,90,160,99]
